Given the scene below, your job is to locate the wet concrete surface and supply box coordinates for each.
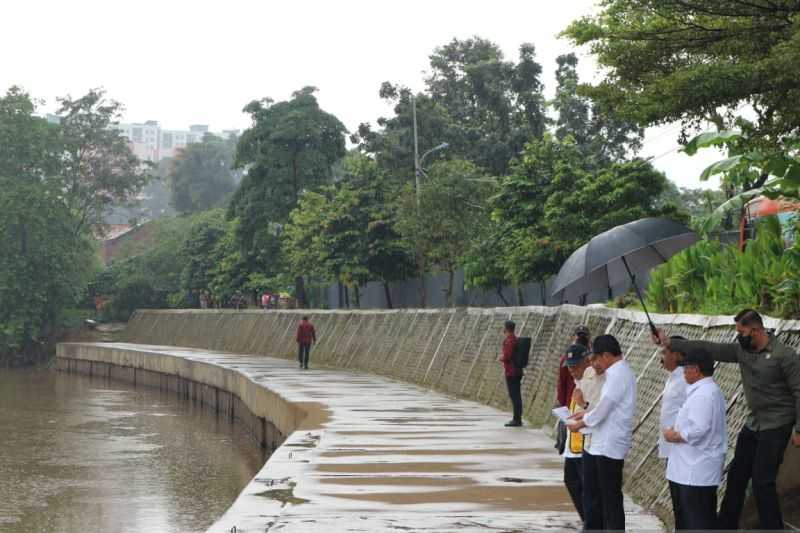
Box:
[59,343,663,532]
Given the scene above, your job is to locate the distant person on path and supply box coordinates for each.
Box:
[654,308,800,530]
[295,316,317,370]
[261,292,271,310]
[567,334,636,532]
[658,336,688,529]
[562,344,593,521]
[663,348,727,530]
[498,320,523,427]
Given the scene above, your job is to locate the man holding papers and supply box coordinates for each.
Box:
[567,335,636,532]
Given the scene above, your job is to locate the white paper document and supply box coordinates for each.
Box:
[551,406,571,423]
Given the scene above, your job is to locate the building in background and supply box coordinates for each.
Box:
[115,121,239,162]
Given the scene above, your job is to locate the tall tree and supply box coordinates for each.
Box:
[564,1,800,146]
[56,89,151,235]
[395,159,488,307]
[353,38,548,179]
[0,88,93,357]
[169,134,237,214]
[230,86,347,306]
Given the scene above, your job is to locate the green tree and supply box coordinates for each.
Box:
[564,1,800,145]
[55,89,151,234]
[169,135,237,214]
[0,88,94,357]
[229,86,347,306]
[354,38,548,179]
[395,159,488,307]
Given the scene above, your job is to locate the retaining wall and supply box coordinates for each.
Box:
[56,344,288,452]
[121,305,800,525]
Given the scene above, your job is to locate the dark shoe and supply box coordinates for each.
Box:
[303,365,309,370]
[504,420,522,427]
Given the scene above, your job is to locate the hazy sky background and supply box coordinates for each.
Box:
[1,0,720,189]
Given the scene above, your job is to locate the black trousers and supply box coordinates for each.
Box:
[505,374,523,422]
[717,423,793,530]
[582,452,624,531]
[298,342,311,368]
[564,457,584,521]
[672,481,717,530]
[668,480,685,530]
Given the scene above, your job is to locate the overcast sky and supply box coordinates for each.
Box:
[2,0,720,189]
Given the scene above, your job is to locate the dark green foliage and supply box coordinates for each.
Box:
[228,87,347,306]
[169,135,237,214]
[564,1,800,143]
[354,38,548,178]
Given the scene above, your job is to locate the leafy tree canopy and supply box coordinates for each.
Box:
[564,1,800,144]
[169,134,237,214]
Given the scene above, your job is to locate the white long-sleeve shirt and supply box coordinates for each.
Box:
[658,367,688,459]
[583,359,637,460]
[666,377,727,487]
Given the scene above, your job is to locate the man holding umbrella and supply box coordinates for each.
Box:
[654,309,800,530]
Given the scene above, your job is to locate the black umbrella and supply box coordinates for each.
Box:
[550,218,699,335]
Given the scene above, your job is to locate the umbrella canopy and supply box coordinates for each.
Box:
[551,217,698,301]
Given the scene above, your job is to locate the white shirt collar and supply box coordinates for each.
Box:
[686,376,713,394]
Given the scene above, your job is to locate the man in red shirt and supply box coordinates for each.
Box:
[295,316,317,370]
[498,320,523,427]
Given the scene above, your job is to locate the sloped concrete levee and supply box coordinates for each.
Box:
[115,306,800,528]
[56,341,662,532]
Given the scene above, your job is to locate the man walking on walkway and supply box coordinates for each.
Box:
[498,320,523,427]
[658,336,688,529]
[663,348,727,530]
[296,316,316,370]
[655,309,800,530]
[568,334,636,532]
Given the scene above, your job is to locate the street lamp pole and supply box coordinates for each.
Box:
[412,94,421,207]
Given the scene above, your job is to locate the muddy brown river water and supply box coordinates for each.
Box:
[0,367,267,533]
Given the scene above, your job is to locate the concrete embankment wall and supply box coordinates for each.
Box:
[121,306,800,524]
[56,343,289,452]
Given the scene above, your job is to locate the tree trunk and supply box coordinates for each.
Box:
[496,285,509,306]
[446,270,455,308]
[337,282,344,309]
[540,282,547,305]
[354,286,361,308]
[416,252,427,308]
[295,276,306,308]
[383,282,393,309]
[344,285,350,308]
[517,287,524,306]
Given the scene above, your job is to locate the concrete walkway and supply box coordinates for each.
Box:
[60,343,662,532]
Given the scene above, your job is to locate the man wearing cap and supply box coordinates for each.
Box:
[663,348,727,530]
[562,344,592,520]
[658,336,688,529]
[567,335,636,531]
[557,326,591,408]
[654,309,800,530]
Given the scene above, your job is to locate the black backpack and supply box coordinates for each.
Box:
[513,336,532,369]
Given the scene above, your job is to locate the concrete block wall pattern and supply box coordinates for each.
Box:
[121,305,800,524]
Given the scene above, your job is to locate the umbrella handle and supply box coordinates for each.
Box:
[621,256,660,343]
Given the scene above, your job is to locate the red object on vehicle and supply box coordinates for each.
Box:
[739,196,799,251]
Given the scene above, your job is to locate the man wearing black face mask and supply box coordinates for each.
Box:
[654,309,800,530]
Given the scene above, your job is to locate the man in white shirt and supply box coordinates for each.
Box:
[568,335,636,532]
[663,348,727,530]
[658,336,688,529]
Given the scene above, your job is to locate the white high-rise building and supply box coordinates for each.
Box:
[115,122,238,162]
